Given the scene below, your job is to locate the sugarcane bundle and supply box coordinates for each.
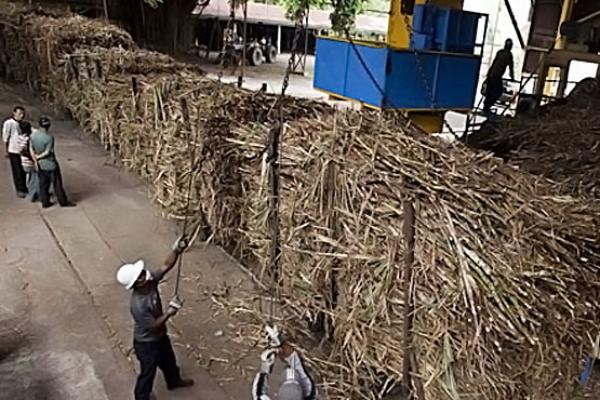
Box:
[232,110,600,400]
[3,4,600,400]
[0,2,134,92]
[466,78,600,198]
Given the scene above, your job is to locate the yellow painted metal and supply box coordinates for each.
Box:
[556,0,575,50]
[385,0,463,133]
[406,111,444,133]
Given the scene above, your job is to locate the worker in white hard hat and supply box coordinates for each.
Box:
[253,325,317,400]
[116,236,194,400]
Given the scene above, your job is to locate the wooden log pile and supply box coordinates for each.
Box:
[2,3,600,400]
[466,78,600,198]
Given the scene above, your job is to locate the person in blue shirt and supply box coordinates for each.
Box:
[29,116,75,208]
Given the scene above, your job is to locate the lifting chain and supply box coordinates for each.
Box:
[259,8,307,324]
[402,2,459,136]
[402,12,436,109]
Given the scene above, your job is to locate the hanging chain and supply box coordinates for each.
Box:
[261,7,307,324]
[402,12,436,109]
[402,5,459,136]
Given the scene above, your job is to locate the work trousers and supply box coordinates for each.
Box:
[8,153,27,194]
[24,167,39,202]
[484,76,504,112]
[38,166,69,207]
[133,336,182,400]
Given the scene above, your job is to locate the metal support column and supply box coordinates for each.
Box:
[556,0,575,50]
[557,65,570,98]
[533,53,549,98]
[277,25,282,55]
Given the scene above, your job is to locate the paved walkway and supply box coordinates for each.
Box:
[0,82,257,400]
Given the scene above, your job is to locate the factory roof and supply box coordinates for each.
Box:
[194,0,388,34]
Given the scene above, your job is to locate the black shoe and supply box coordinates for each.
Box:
[42,202,55,209]
[60,202,76,208]
[167,378,194,390]
[16,191,27,198]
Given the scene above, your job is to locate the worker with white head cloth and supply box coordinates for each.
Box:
[116,235,194,400]
[254,325,318,400]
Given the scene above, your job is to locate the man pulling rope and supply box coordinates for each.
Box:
[116,235,194,400]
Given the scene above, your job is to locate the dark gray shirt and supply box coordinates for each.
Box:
[488,48,514,79]
[130,269,167,342]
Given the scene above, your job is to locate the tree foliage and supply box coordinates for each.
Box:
[329,0,369,33]
[277,0,372,34]
[280,0,324,21]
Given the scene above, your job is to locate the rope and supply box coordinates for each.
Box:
[173,98,200,297]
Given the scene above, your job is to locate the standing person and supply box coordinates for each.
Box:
[483,38,515,114]
[2,106,27,197]
[116,236,195,400]
[253,326,317,400]
[16,121,39,202]
[29,116,74,208]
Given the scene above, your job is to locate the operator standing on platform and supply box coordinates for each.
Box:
[484,38,515,113]
[116,236,195,400]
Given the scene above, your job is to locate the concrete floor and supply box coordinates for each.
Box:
[0,82,259,400]
[188,52,324,99]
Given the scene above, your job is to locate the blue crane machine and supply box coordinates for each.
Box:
[313,0,488,133]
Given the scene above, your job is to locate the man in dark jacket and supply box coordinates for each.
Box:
[484,39,515,113]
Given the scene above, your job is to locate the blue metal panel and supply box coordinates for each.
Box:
[435,54,481,109]
[445,9,479,53]
[313,37,482,111]
[384,51,438,109]
[313,38,350,95]
[344,44,387,107]
[411,5,482,54]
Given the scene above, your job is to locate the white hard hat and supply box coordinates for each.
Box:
[116,260,145,290]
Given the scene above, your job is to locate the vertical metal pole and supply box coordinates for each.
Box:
[556,0,575,50]
[239,1,247,88]
[400,200,416,398]
[533,52,548,98]
[277,24,282,55]
[102,0,109,19]
[302,9,309,73]
[267,124,282,288]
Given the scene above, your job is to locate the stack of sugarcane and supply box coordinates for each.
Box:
[3,3,600,400]
[232,110,600,400]
[0,2,329,245]
[466,78,600,198]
